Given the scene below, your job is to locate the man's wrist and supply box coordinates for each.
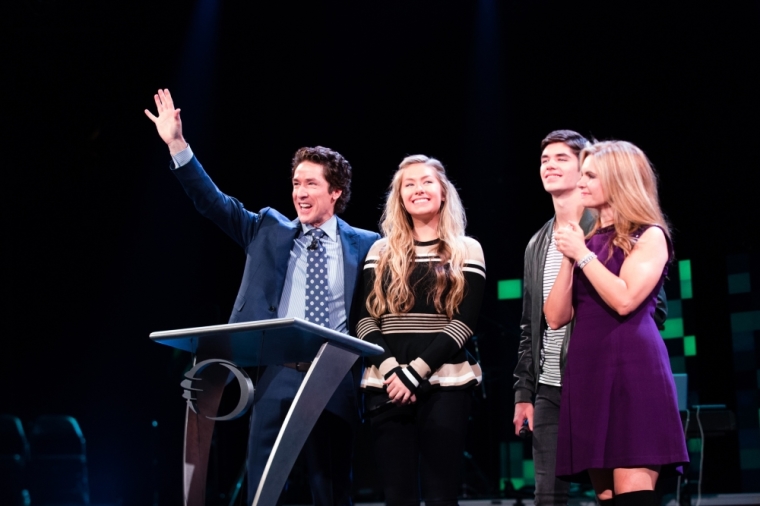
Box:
[170,144,194,169]
[168,138,188,156]
[515,388,534,404]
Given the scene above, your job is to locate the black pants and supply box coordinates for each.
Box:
[533,383,570,506]
[247,366,354,506]
[370,389,472,506]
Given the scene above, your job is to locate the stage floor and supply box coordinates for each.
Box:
[342,494,760,506]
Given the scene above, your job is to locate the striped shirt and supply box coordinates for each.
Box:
[357,238,485,392]
[538,232,566,387]
[172,145,347,333]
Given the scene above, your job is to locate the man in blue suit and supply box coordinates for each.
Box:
[146,89,380,505]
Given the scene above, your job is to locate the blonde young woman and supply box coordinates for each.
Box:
[357,155,485,506]
[545,141,688,506]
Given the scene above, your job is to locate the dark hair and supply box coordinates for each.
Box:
[540,130,590,157]
[291,146,352,214]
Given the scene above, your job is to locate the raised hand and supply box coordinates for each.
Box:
[144,89,188,155]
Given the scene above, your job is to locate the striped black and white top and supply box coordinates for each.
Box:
[539,233,566,387]
[357,237,486,393]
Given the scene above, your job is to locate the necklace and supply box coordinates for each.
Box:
[413,238,440,246]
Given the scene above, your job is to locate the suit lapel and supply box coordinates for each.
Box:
[273,219,301,300]
[337,217,359,320]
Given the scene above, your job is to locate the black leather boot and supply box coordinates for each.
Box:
[615,490,658,506]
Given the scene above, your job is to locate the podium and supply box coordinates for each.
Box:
[150,318,383,506]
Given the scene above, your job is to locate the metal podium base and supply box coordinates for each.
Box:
[253,341,358,506]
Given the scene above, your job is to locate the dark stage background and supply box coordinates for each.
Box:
[5,1,759,504]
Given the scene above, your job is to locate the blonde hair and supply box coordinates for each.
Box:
[367,155,469,319]
[580,140,670,257]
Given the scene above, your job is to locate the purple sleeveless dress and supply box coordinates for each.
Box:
[555,225,689,482]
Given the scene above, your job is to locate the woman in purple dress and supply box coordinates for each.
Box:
[544,141,688,506]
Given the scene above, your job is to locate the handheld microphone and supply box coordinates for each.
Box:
[519,419,532,439]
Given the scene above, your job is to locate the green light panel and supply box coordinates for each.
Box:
[498,279,523,300]
[740,449,760,470]
[660,318,684,339]
[731,311,760,333]
[728,273,751,294]
[522,459,535,485]
[683,335,697,356]
[679,260,693,299]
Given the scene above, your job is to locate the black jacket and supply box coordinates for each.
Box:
[513,211,668,404]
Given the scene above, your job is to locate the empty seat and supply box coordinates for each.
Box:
[0,414,30,505]
[28,415,90,505]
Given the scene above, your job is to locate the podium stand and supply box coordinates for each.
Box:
[150,318,382,506]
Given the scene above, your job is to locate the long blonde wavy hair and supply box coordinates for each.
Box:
[580,141,671,257]
[367,155,469,319]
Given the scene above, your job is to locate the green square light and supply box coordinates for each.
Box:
[498,279,523,300]
[679,260,692,281]
[661,318,684,339]
[683,335,697,356]
[728,273,751,294]
[523,460,535,485]
[740,449,760,470]
[668,299,683,318]
[509,441,523,476]
[510,478,526,491]
[731,311,760,332]
[688,438,702,453]
[670,356,686,374]
[681,280,693,299]
[679,260,693,299]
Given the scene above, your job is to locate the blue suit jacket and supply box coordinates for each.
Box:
[172,155,380,340]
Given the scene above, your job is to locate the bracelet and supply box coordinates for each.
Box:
[577,252,597,269]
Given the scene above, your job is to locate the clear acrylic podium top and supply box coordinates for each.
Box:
[150,317,382,367]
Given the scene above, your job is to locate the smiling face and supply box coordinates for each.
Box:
[399,163,445,222]
[292,160,342,227]
[540,142,582,195]
[578,155,607,209]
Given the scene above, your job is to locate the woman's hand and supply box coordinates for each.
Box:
[554,221,590,261]
[384,373,417,405]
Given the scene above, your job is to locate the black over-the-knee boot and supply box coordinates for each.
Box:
[615,490,658,506]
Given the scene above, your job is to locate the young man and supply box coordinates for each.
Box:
[513,130,668,506]
[146,89,380,505]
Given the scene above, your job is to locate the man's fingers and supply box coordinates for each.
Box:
[160,88,174,110]
[157,89,173,113]
[144,109,158,123]
[154,93,164,112]
[513,417,523,435]
[164,88,175,109]
[528,414,534,431]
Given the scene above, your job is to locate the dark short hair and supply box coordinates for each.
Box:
[540,130,590,157]
[291,146,352,214]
